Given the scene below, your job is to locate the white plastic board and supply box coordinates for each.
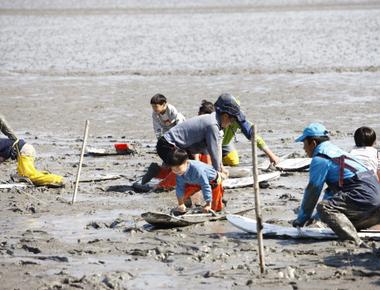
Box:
[227,214,380,240]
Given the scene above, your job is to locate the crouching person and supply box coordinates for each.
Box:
[0,114,64,187]
[292,123,380,246]
[168,148,224,215]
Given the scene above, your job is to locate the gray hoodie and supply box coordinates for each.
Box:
[163,112,223,171]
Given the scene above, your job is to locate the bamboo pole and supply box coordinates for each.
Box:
[72,120,90,204]
[251,124,265,274]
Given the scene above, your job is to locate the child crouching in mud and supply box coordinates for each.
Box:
[0,114,64,187]
[167,147,225,215]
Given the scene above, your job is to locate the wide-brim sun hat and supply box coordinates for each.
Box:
[214,93,245,122]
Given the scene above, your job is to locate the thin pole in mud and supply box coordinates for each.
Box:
[72,120,90,204]
[251,124,265,274]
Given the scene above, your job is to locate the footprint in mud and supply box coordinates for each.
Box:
[279,193,300,201]
[106,185,133,193]
[22,244,41,254]
[85,218,131,230]
[35,256,69,262]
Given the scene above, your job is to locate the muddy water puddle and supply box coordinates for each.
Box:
[3,207,143,244]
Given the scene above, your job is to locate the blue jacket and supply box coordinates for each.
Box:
[296,141,376,224]
[176,160,218,203]
[0,138,25,160]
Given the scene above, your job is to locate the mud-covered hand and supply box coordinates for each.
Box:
[10,138,20,160]
[270,154,280,165]
[220,166,229,180]
[203,203,212,213]
[171,204,187,216]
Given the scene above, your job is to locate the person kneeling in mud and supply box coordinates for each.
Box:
[198,97,279,167]
[168,148,224,215]
[0,114,64,187]
[292,123,380,246]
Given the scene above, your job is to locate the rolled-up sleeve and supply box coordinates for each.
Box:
[297,157,330,224]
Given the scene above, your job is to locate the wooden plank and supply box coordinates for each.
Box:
[223,172,280,189]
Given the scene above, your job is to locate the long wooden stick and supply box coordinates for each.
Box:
[251,124,265,273]
[72,120,90,204]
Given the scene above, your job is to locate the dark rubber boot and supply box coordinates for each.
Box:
[141,162,161,184]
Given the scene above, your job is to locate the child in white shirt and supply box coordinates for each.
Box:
[350,126,380,181]
[150,94,185,139]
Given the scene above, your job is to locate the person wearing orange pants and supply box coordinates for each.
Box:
[182,181,224,212]
[157,169,176,189]
[167,148,225,214]
[156,153,212,190]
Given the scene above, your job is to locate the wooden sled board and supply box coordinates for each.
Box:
[0,183,28,189]
[86,144,135,156]
[79,174,122,183]
[223,171,280,189]
[86,146,117,156]
[276,158,311,171]
[141,212,207,228]
[227,214,380,240]
[225,166,252,178]
[142,207,255,229]
[259,156,311,172]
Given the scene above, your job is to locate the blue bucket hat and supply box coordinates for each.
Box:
[214,93,245,122]
[295,123,328,142]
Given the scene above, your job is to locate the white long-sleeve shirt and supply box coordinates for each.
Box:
[350,146,380,175]
[152,103,185,139]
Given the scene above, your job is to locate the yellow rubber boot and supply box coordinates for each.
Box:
[17,155,64,187]
[222,150,239,166]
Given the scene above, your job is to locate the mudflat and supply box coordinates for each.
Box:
[1,1,380,289]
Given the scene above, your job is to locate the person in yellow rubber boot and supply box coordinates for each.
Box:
[0,114,64,187]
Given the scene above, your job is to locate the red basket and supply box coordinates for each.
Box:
[114,143,129,153]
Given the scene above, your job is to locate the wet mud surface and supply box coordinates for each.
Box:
[1,1,380,289]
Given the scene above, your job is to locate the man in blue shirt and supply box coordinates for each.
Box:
[292,123,380,245]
